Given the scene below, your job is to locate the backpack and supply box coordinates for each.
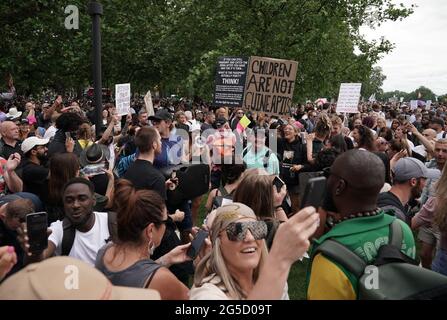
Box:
[311,220,447,299]
[61,211,118,256]
[211,186,234,211]
[242,147,271,169]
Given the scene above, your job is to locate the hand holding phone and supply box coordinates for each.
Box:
[26,212,48,254]
[300,176,327,210]
[187,229,209,260]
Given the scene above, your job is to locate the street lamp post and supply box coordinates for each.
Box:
[88,1,103,137]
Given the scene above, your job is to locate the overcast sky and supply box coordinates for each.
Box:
[360,0,447,95]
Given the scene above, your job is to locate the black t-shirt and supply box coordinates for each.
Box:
[123,159,166,200]
[277,138,307,186]
[0,139,23,160]
[22,159,49,201]
[0,219,24,278]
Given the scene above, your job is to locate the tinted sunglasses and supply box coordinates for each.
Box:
[225,220,268,242]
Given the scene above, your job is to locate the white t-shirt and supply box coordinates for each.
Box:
[437,131,446,140]
[48,212,110,266]
[189,274,289,300]
[44,125,57,140]
[412,144,427,158]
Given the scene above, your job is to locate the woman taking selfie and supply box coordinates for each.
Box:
[190,202,319,300]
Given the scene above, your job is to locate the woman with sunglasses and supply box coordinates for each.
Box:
[190,202,319,300]
[95,179,190,300]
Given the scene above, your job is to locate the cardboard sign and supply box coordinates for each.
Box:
[336,83,362,113]
[213,56,249,107]
[425,100,432,110]
[115,83,131,116]
[410,100,418,110]
[242,56,298,117]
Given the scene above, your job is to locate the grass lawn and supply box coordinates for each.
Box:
[195,193,308,300]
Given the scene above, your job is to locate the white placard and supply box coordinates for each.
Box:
[144,90,155,116]
[115,83,131,116]
[426,100,432,110]
[410,100,418,110]
[336,83,362,114]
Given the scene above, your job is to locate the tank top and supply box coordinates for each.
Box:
[95,243,161,288]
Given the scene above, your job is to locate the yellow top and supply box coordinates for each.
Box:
[307,253,356,300]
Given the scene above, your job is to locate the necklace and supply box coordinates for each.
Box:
[332,208,380,225]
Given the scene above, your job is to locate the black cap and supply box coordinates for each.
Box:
[214,117,228,128]
[148,109,173,122]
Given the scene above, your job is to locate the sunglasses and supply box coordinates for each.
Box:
[225,220,268,242]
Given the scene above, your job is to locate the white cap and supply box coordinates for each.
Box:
[21,137,49,154]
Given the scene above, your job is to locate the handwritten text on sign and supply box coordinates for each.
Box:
[115,83,131,116]
[243,57,298,117]
[336,83,362,114]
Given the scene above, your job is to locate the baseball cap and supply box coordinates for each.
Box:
[21,137,49,154]
[148,109,173,122]
[0,256,160,300]
[393,157,441,182]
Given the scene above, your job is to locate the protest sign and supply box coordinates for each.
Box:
[213,56,249,107]
[410,100,418,110]
[144,90,154,116]
[115,83,131,116]
[426,100,432,110]
[243,56,298,117]
[336,83,362,113]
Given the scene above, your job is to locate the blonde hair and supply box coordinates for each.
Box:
[194,204,268,299]
[434,162,447,232]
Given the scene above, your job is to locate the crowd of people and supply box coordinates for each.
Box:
[1,77,447,300]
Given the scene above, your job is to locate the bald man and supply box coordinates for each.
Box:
[306,150,416,300]
[0,121,22,159]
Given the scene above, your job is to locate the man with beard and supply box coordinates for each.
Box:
[21,137,51,201]
[377,157,440,224]
[306,150,416,300]
[18,178,110,266]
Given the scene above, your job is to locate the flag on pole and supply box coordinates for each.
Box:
[368,93,376,102]
[236,115,251,134]
[417,91,422,99]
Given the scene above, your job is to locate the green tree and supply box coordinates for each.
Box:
[0,0,414,101]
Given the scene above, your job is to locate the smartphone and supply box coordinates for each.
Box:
[65,131,71,139]
[26,212,48,254]
[300,176,327,210]
[187,229,209,259]
[273,176,285,193]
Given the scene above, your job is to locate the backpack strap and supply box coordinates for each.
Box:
[106,211,118,243]
[312,239,367,278]
[61,218,76,256]
[388,219,403,248]
[218,186,229,197]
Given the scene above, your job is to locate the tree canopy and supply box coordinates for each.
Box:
[1,0,416,101]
